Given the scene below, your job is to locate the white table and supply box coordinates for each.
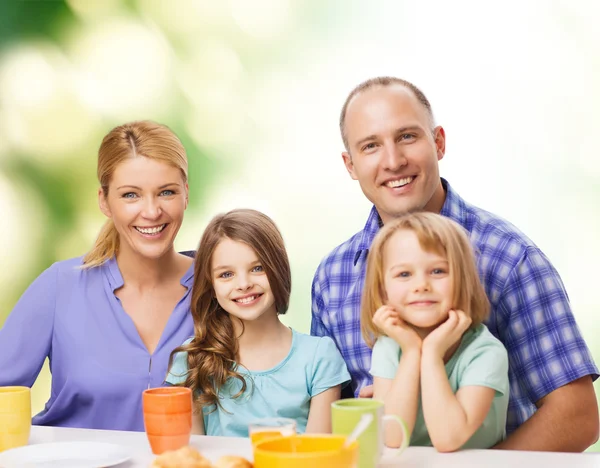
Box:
[21,425,600,467]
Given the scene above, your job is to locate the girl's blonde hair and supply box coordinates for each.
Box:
[83,121,188,268]
[361,212,489,347]
[169,209,291,410]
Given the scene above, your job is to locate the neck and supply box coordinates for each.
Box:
[423,179,447,213]
[233,309,289,351]
[116,247,183,289]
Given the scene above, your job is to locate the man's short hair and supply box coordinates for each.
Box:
[339,77,435,151]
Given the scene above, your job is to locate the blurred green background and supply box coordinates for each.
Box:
[1,0,599,450]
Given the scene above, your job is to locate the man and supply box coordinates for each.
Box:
[311,76,599,451]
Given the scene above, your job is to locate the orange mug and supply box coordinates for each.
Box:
[142,387,192,455]
[253,435,359,468]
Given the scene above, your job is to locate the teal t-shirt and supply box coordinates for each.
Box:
[166,328,350,437]
[370,324,509,449]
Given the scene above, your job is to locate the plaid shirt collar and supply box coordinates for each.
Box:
[354,178,465,266]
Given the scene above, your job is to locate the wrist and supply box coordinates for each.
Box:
[421,345,444,362]
[400,348,422,361]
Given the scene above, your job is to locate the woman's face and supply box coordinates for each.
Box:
[99,156,188,261]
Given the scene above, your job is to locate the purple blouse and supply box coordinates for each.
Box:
[0,255,194,431]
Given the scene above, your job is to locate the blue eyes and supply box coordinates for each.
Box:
[395,268,447,278]
[218,265,264,279]
[360,134,417,152]
[121,190,176,199]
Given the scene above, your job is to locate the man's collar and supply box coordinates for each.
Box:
[353,178,466,266]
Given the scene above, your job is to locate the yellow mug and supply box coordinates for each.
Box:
[0,387,31,452]
[253,434,359,468]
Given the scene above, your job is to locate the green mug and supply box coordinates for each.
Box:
[331,398,408,468]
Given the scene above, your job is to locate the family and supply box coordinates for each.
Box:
[0,77,597,453]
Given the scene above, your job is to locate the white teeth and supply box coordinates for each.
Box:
[235,295,259,304]
[386,176,414,188]
[135,224,166,234]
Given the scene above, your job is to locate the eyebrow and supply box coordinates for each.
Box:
[354,125,424,149]
[116,183,181,190]
[212,260,261,272]
[388,259,448,270]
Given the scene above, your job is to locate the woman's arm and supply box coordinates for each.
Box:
[305,385,341,433]
[373,349,421,448]
[420,349,495,452]
[0,264,57,386]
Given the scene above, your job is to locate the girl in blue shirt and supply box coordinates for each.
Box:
[167,209,349,437]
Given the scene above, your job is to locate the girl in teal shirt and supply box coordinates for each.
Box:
[166,209,349,437]
[361,212,509,452]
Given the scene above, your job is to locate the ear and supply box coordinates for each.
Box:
[433,126,446,162]
[184,182,189,209]
[342,151,359,180]
[98,187,111,218]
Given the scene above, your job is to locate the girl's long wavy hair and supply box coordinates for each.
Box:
[169,209,291,411]
[361,212,490,347]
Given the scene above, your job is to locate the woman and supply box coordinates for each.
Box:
[0,121,194,431]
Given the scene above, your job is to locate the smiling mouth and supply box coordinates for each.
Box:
[234,294,263,304]
[134,224,167,235]
[384,176,415,188]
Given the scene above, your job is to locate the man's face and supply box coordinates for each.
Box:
[342,85,446,223]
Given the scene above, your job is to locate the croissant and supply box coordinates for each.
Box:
[149,446,253,468]
[149,445,212,468]
[213,455,254,468]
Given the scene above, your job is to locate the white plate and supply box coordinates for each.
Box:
[0,441,131,468]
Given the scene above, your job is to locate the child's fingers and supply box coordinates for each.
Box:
[456,310,472,332]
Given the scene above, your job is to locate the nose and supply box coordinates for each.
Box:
[235,272,253,291]
[382,141,408,171]
[141,196,162,220]
[412,273,431,293]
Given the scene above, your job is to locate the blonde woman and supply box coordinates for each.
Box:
[0,121,194,431]
[361,212,509,452]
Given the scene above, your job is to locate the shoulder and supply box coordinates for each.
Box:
[293,330,336,353]
[460,325,508,363]
[458,200,556,286]
[291,331,344,365]
[314,230,364,278]
[462,203,536,253]
[32,256,86,286]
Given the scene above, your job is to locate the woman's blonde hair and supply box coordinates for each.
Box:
[82,121,188,268]
[361,212,489,347]
[169,209,291,411]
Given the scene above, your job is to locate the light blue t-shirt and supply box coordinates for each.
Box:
[166,328,350,437]
[370,324,509,449]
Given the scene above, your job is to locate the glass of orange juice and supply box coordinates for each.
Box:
[249,417,296,445]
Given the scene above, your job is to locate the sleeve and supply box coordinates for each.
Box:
[369,336,400,380]
[309,336,351,397]
[498,247,598,403]
[459,340,510,397]
[310,263,330,338]
[165,339,192,386]
[0,263,57,387]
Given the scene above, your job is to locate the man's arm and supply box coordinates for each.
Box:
[494,376,598,451]
[495,246,599,451]
[310,265,330,337]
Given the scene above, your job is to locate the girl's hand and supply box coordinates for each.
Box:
[373,305,422,352]
[422,310,471,359]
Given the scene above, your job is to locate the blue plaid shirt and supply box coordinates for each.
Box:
[311,178,598,433]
